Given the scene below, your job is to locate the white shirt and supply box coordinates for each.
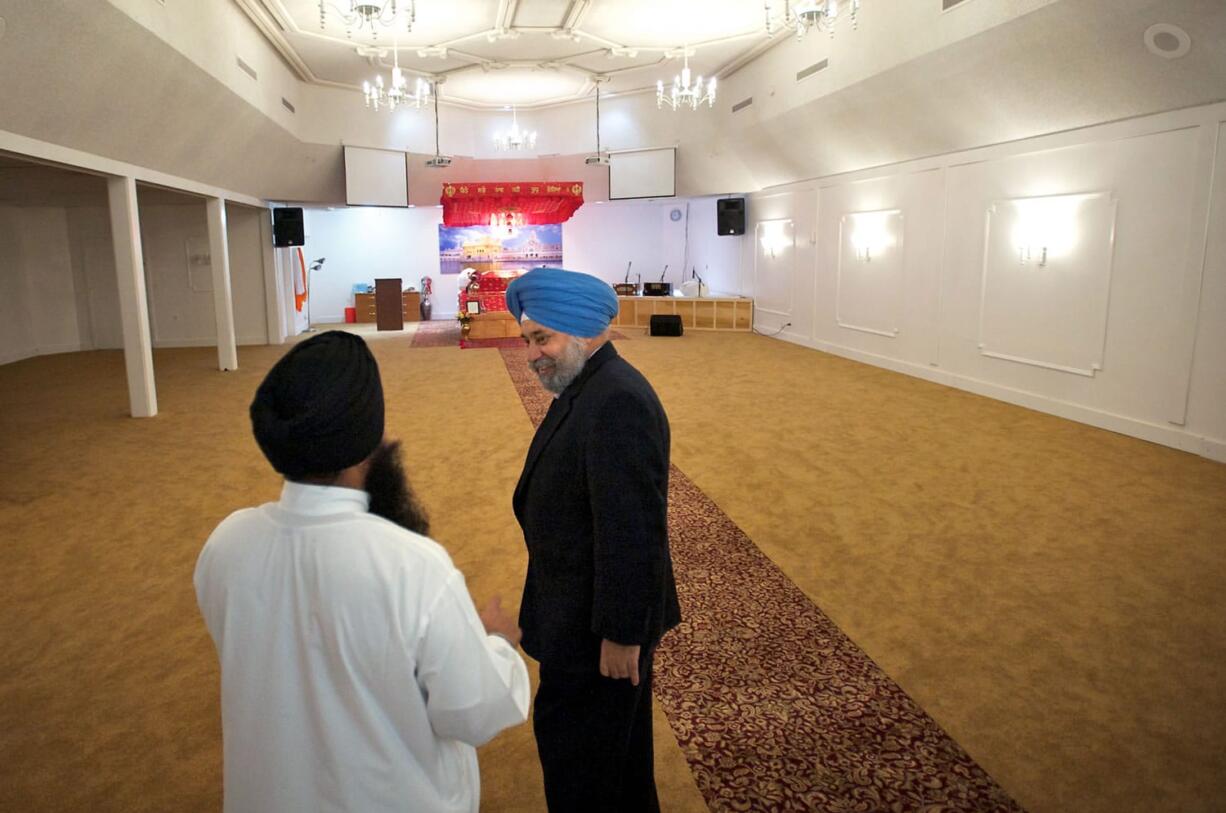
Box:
[194,482,530,813]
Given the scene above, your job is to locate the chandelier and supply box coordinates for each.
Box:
[363,45,430,111]
[490,210,525,237]
[657,51,716,112]
[319,1,415,39]
[766,0,861,40]
[494,107,536,151]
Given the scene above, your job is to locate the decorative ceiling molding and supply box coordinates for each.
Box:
[235,0,780,110]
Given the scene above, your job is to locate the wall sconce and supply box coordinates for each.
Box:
[1012,195,1082,268]
[849,210,896,263]
[758,219,793,258]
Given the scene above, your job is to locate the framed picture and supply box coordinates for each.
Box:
[465,300,481,315]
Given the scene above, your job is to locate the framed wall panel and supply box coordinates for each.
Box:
[753,218,795,317]
[978,191,1117,376]
[836,208,903,337]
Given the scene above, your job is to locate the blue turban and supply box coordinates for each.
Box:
[504,267,619,338]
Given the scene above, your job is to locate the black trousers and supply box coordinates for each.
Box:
[533,649,660,813]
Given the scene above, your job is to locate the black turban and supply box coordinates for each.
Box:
[250,331,384,480]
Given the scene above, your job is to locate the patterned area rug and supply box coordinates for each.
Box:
[498,344,1024,813]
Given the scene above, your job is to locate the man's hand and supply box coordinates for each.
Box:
[599,639,641,685]
[479,596,522,647]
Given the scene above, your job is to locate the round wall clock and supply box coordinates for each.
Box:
[669,208,683,222]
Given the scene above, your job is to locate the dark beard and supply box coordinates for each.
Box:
[365,441,430,536]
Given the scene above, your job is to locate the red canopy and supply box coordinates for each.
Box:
[440,181,584,227]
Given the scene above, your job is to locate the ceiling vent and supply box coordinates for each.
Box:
[796,59,829,82]
[236,57,258,81]
[731,97,753,113]
[281,98,296,114]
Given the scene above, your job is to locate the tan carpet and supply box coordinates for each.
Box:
[1,326,1224,812]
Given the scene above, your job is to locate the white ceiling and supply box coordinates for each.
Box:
[236,0,784,108]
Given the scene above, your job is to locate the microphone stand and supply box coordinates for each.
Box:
[306,257,325,333]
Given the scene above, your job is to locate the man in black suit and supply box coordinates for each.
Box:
[505,267,682,812]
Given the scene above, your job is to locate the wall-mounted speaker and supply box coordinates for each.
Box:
[717,197,745,236]
[272,207,305,247]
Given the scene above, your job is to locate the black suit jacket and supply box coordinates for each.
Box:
[513,341,681,670]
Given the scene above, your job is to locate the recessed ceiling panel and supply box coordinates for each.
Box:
[511,0,571,28]
[582,0,763,48]
[442,67,587,106]
[248,0,775,107]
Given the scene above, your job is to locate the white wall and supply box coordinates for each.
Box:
[0,207,36,364]
[66,206,122,350]
[0,198,270,365]
[296,198,745,325]
[747,101,1226,462]
[300,206,444,325]
[137,201,269,348]
[0,206,87,365]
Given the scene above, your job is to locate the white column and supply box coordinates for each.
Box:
[106,176,157,418]
[259,211,287,345]
[206,197,239,371]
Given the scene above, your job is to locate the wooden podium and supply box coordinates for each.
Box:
[375,279,404,331]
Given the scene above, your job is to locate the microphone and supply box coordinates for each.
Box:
[660,264,668,282]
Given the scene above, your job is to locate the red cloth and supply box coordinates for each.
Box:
[441,182,584,227]
[458,269,525,314]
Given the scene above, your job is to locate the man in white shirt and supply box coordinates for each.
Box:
[195,331,530,813]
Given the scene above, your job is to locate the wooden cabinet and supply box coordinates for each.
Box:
[354,292,377,323]
[375,279,403,331]
[353,290,423,325]
[612,296,753,332]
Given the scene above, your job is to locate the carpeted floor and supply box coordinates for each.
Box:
[1,326,1224,812]
[500,345,1021,811]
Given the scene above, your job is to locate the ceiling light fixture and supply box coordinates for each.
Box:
[494,107,536,151]
[363,36,430,110]
[766,0,861,40]
[657,50,716,112]
[319,1,415,40]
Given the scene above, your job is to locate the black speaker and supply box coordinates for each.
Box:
[717,197,745,236]
[649,314,683,337]
[273,207,305,247]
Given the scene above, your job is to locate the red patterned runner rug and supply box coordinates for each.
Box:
[499,344,1024,813]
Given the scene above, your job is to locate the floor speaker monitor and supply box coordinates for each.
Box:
[649,314,683,337]
[717,197,746,236]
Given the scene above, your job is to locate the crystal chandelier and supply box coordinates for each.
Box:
[766,0,861,40]
[319,1,415,40]
[363,44,430,111]
[656,51,716,112]
[494,107,536,151]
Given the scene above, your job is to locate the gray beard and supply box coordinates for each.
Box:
[531,337,588,394]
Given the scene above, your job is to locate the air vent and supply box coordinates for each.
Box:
[731,97,753,113]
[796,59,828,82]
[281,97,296,114]
[942,0,968,9]
[236,57,258,81]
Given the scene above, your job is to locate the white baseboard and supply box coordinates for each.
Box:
[777,333,1226,464]
[0,347,39,366]
[1,342,92,366]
